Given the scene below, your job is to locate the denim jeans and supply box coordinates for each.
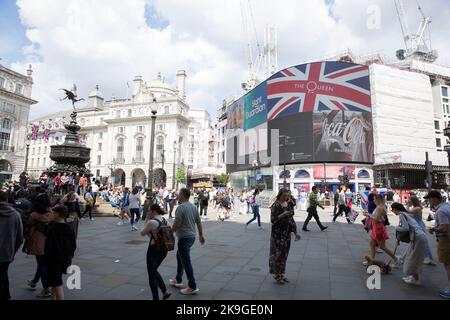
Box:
[176,237,197,290]
[246,205,261,227]
[146,244,167,300]
[129,208,141,225]
[32,255,48,288]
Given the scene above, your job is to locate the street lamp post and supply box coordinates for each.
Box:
[24,142,30,172]
[107,160,116,186]
[147,96,158,194]
[172,141,177,190]
[161,149,165,171]
[444,124,450,177]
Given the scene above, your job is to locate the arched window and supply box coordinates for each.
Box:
[2,118,12,130]
[136,137,144,161]
[357,169,370,179]
[0,160,12,172]
[156,136,164,161]
[116,138,124,161]
[165,106,170,114]
[294,170,310,179]
[279,170,291,179]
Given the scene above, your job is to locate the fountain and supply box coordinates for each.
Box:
[46,86,91,177]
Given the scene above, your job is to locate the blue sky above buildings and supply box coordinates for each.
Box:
[0,0,29,66]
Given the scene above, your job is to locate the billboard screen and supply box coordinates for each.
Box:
[226,61,373,173]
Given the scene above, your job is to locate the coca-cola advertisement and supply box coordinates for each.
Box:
[313,111,374,163]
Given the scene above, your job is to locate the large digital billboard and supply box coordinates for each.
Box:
[226,61,373,173]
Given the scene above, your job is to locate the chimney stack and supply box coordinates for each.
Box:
[176,70,187,100]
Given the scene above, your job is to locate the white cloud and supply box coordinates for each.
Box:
[8,0,450,120]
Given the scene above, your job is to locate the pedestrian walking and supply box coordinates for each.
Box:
[245,188,263,229]
[363,195,399,265]
[406,196,436,265]
[426,190,450,299]
[81,187,95,221]
[44,205,76,300]
[169,188,205,295]
[168,189,177,219]
[0,191,23,300]
[299,189,308,211]
[391,202,426,286]
[269,189,300,284]
[79,174,88,197]
[24,201,54,298]
[302,186,328,231]
[332,187,351,223]
[199,188,209,218]
[129,187,142,231]
[60,190,80,238]
[141,204,172,300]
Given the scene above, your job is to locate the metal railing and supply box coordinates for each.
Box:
[113,156,125,164]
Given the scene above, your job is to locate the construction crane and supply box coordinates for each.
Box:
[240,0,263,91]
[394,0,438,63]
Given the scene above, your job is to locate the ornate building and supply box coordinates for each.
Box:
[28,71,217,188]
[0,63,37,185]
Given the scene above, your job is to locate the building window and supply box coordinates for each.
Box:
[136,137,144,160]
[3,103,15,113]
[118,127,124,134]
[31,159,34,168]
[2,118,12,130]
[115,110,121,118]
[128,109,132,117]
[98,132,103,139]
[97,155,101,165]
[137,125,144,133]
[96,169,100,177]
[158,124,165,131]
[165,106,170,114]
[44,146,47,154]
[37,158,40,167]
[0,132,10,151]
[38,147,41,154]
[15,83,23,94]
[436,138,442,148]
[116,138,124,160]
[43,158,46,166]
[442,86,449,97]
[189,128,194,133]
[0,77,5,88]
[98,142,102,151]
[435,120,440,130]
[156,136,164,161]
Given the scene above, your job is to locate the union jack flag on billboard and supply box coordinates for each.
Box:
[267,61,371,121]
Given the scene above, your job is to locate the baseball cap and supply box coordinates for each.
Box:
[424,190,442,200]
[15,199,32,211]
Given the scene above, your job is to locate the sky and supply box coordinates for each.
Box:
[1,0,450,120]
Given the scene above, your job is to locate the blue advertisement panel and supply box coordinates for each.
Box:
[244,82,267,131]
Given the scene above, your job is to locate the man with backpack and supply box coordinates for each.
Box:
[0,190,24,300]
[199,188,210,219]
[81,187,95,221]
[170,188,205,295]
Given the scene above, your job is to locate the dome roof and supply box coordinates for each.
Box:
[89,85,104,99]
[146,72,176,92]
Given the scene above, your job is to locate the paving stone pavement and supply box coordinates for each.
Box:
[8,206,448,300]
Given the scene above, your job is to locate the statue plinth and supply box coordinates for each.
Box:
[46,111,91,177]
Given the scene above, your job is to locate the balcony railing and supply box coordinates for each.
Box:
[0,146,14,152]
[132,156,145,164]
[113,157,125,164]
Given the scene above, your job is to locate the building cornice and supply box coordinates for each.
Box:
[104,113,191,125]
[0,88,38,105]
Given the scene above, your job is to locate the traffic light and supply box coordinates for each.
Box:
[433,173,439,185]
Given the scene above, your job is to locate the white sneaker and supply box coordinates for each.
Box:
[117,221,124,226]
[258,226,264,230]
[403,276,421,286]
[131,225,138,231]
[90,218,95,221]
[362,260,369,266]
[169,277,184,288]
[424,257,436,266]
[376,248,383,254]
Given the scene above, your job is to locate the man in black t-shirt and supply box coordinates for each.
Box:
[386,189,394,211]
[199,189,210,218]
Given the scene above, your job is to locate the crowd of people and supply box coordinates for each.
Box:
[1,171,449,300]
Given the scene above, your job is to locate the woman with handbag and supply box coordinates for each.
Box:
[24,201,54,298]
[363,195,398,266]
[391,202,427,285]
